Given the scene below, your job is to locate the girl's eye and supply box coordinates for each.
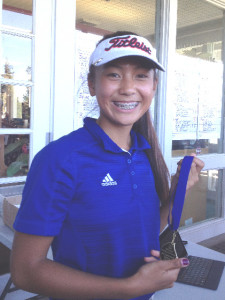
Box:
[107,72,120,78]
[136,73,149,79]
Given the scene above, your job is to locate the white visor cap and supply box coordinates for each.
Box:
[89,34,165,71]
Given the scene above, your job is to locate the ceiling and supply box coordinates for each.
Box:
[2,0,224,37]
[3,0,32,12]
[76,0,156,36]
[76,0,223,37]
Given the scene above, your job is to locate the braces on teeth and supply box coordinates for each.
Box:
[115,103,138,110]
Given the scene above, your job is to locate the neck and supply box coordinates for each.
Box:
[96,119,132,151]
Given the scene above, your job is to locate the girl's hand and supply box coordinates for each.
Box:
[129,250,189,297]
[175,153,204,191]
[144,249,160,262]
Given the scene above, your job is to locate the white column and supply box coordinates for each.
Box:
[154,0,178,171]
[51,0,76,141]
[31,0,53,157]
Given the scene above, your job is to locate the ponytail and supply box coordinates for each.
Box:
[132,112,170,206]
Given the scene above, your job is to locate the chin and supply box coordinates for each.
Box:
[114,119,139,128]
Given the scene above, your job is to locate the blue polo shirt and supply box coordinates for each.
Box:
[14,117,161,300]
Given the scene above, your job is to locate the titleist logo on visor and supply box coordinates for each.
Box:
[105,36,152,55]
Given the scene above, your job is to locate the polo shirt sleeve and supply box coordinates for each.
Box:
[14,141,77,236]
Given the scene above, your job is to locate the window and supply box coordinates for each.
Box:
[0,0,54,184]
[180,169,222,227]
[173,0,224,157]
[0,0,33,183]
[166,0,225,240]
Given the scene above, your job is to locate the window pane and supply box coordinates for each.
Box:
[1,84,31,128]
[2,0,32,32]
[1,33,32,81]
[0,134,29,178]
[75,31,101,129]
[180,169,222,227]
[172,0,224,157]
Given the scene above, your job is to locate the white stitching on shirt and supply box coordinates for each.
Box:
[101,173,117,186]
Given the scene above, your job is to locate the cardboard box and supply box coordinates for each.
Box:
[0,184,24,217]
[3,195,22,230]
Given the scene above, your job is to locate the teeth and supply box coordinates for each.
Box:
[114,102,138,110]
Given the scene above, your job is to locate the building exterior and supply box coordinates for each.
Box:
[0,0,225,242]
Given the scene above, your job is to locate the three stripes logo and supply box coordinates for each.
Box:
[101,173,117,186]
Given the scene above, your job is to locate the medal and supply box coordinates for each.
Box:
[159,156,194,260]
[160,231,179,260]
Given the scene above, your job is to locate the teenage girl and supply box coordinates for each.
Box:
[11,31,204,300]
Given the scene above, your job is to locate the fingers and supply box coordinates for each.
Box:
[151,250,160,258]
[190,153,196,157]
[135,255,189,293]
[144,250,160,263]
[144,256,158,263]
[177,154,204,170]
[175,155,205,191]
[186,156,205,190]
[144,250,190,271]
[192,156,205,173]
[177,156,204,174]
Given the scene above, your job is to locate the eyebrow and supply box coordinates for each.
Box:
[103,62,122,69]
[103,62,152,70]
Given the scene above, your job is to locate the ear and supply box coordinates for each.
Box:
[88,78,96,96]
[152,77,158,93]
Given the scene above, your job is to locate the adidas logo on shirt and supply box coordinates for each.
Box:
[101,173,117,186]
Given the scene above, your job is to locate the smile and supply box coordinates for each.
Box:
[113,102,139,110]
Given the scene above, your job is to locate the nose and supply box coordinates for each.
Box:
[119,77,136,96]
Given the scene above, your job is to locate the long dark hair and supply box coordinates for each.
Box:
[88,31,170,206]
[133,112,170,206]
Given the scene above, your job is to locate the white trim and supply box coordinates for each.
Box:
[31,0,53,158]
[0,78,33,86]
[0,129,32,134]
[171,153,225,174]
[0,176,26,184]
[221,11,225,152]
[49,0,56,143]
[180,218,225,243]
[1,26,34,38]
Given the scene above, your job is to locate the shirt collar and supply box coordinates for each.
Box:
[84,117,151,153]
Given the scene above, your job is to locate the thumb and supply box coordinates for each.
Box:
[180,258,190,267]
[165,258,190,270]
